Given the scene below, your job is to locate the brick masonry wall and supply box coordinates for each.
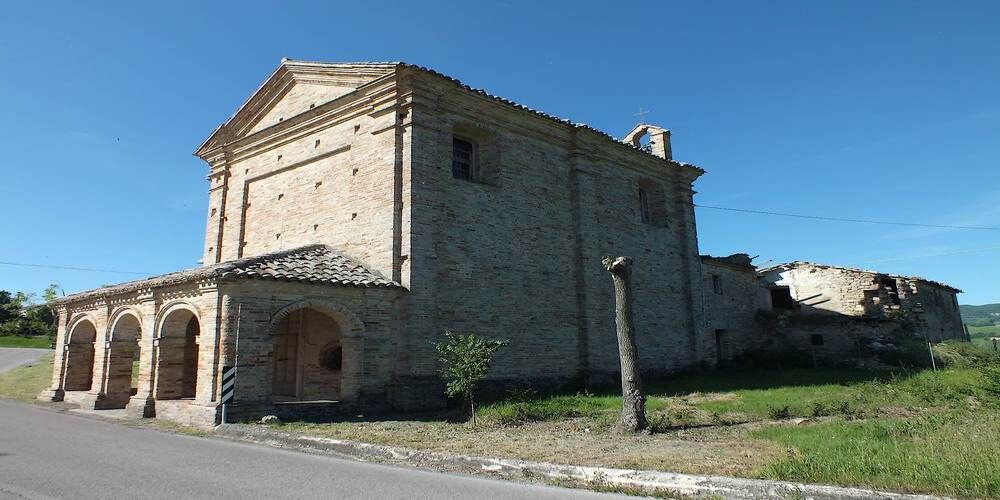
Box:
[763,266,883,316]
[761,264,965,340]
[400,70,708,405]
[219,280,401,417]
[202,77,406,285]
[701,261,767,362]
[896,279,965,341]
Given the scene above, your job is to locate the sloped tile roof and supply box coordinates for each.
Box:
[200,59,703,175]
[54,245,400,305]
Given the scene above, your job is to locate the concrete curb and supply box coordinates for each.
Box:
[214,424,946,500]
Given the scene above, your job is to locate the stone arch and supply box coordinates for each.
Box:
[102,309,143,408]
[269,299,364,337]
[107,307,143,341]
[623,123,671,159]
[268,299,364,402]
[154,301,202,334]
[153,303,202,400]
[64,316,97,391]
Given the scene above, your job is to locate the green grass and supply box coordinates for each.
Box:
[469,347,1000,498]
[478,368,898,426]
[0,336,52,348]
[969,325,1000,349]
[754,410,1000,498]
[0,353,52,402]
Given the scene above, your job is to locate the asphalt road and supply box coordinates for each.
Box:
[0,400,626,500]
[0,348,48,373]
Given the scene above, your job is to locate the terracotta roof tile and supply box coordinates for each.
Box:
[54,245,399,305]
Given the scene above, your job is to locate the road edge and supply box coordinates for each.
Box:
[213,423,948,500]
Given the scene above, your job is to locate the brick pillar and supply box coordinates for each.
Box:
[125,301,157,418]
[38,309,70,401]
[194,295,220,405]
[78,310,110,409]
[647,129,672,160]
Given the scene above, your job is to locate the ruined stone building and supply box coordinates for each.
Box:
[700,254,767,364]
[701,259,966,366]
[41,60,707,426]
[756,262,966,361]
[39,60,967,427]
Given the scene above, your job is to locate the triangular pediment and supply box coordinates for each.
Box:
[195,59,398,157]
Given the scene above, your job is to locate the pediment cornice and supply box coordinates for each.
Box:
[194,59,399,159]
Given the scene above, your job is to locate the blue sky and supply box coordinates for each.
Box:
[1,1,998,304]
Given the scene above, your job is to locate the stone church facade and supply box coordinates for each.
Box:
[41,60,709,426]
[39,60,968,426]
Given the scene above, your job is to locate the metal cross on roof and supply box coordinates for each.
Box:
[634,107,651,123]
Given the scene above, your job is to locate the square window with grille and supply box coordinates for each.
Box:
[452,137,476,181]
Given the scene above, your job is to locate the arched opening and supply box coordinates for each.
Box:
[64,319,97,391]
[155,308,200,400]
[104,313,142,407]
[272,308,343,402]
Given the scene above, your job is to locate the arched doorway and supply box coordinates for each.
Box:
[64,319,97,391]
[272,308,343,402]
[104,313,142,407]
[155,308,200,400]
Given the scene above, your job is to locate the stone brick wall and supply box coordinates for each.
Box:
[896,279,965,341]
[757,263,965,366]
[701,259,767,363]
[193,64,711,410]
[399,69,707,404]
[202,74,407,286]
[218,280,402,419]
[762,265,884,316]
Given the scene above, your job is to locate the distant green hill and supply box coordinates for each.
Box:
[960,303,1000,327]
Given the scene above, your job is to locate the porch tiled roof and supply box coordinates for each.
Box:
[54,245,400,304]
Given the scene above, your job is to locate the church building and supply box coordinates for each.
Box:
[40,60,710,426]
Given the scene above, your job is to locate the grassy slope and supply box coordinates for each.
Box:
[969,325,1000,349]
[280,359,1000,498]
[0,353,52,402]
[960,303,1000,323]
[0,336,52,348]
[754,410,1000,498]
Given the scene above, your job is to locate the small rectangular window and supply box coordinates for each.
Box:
[638,188,651,224]
[712,275,723,295]
[452,137,475,181]
[810,334,824,346]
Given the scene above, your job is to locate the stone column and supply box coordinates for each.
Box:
[125,300,157,418]
[38,309,70,402]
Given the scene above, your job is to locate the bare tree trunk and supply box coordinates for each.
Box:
[602,256,647,433]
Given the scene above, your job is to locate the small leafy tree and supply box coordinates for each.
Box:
[0,286,60,339]
[435,331,507,425]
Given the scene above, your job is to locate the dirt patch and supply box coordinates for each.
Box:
[275,417,784,477]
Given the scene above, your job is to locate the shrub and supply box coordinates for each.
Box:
[768,405,792,420]
[811,402,830,417]
[434,331,507,425]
